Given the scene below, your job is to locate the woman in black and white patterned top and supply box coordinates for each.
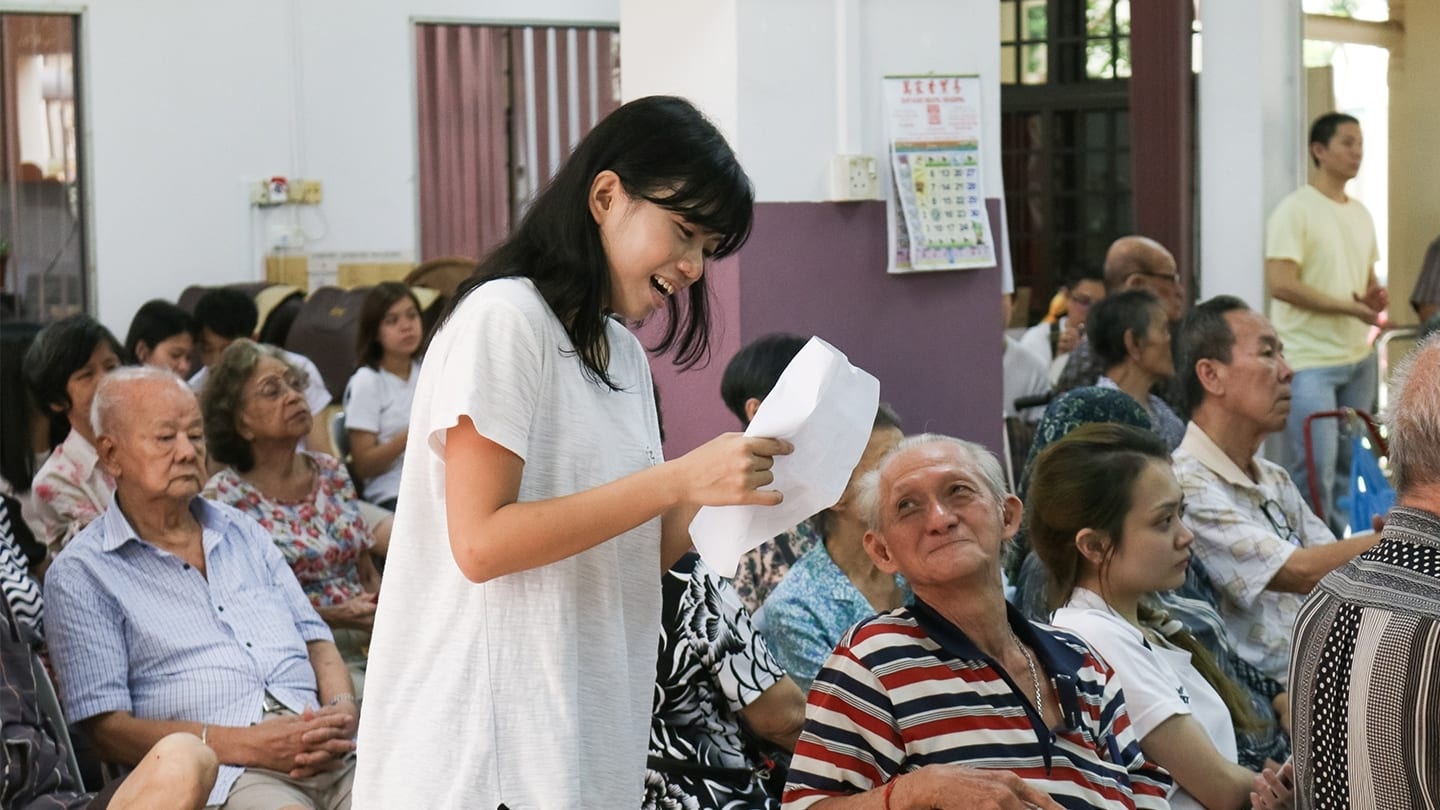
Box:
[643,552,806,810]
[0,495,44,636]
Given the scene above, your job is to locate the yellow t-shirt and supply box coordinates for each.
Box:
[1265,184,1378,370]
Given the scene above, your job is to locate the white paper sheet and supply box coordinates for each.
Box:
[689,337,880,576]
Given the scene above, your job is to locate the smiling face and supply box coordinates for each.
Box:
[863,442,1021,592]
[100,379,208,503]
[235,355,313,444]
[591,171,719,322]
[137,332,195,379]
[60,341,122,441]
[378,296,423,359]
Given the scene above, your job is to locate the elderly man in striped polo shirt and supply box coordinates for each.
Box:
[43,368,359,810]
[783,434,1171,810]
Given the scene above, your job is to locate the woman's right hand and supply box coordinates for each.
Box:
[322,593,378,631]
[673,433,793,509]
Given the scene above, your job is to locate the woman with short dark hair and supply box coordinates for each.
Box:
[21,315,123,552]
[1088,288,1186,449]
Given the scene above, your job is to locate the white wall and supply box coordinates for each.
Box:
[1197,0,1304,308]
[620,0,1002,207]
[15,0,618,332]
[618,0,739,144]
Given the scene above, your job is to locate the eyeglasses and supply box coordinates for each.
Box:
[249,373,308,402]
[1260,499,1299,546]
[1129,270,1182,286]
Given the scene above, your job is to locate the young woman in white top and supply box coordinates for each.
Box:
[344,282,424,510]
[1026,423,1293,810]
[351,96,791,809]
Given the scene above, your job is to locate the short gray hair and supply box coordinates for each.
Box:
[853,433,1007,532]
[1386,333,1440,493]
[91,366,192,438]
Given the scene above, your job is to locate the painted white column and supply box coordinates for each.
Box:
[1197,0,1304,308]
[618,0,740,147]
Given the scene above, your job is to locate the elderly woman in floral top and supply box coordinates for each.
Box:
[200,339,380,687]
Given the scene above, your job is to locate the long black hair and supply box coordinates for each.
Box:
[444,95,754,389]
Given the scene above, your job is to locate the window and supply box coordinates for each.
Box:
[414,23,619,263]
[0,13,87,323]
[1000,1,1131,322]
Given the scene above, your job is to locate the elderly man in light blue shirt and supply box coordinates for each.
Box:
[45,367,358,810]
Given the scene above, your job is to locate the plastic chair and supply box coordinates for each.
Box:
[31,653,85,787]
[283,286,373,405]
[1301,407,1387,527]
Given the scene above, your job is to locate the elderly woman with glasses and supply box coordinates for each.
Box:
[200,339,379,688]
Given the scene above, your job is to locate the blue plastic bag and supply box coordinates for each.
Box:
[1349,434,1395,532]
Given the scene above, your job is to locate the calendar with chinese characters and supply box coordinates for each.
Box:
[884,75,996,273]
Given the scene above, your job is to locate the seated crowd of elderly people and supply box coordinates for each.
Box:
[2,253,1436,809]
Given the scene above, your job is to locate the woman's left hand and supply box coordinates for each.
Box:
[1250,760,1294,810]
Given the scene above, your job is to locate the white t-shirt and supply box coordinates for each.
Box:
[352,278,664,809]
[1003,336,1051,421]
[342,362,419,504]
[1019,319,1057,366]
[1053,589,1239,810]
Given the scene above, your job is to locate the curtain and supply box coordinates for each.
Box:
[415,24,510,263]
[415,23,620,263]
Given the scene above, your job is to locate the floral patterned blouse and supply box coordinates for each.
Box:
[24,430,114,554]
[204,452,373,608]
[730,517,823,614]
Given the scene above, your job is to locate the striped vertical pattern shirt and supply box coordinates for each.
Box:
[783,600,1172,810]
[1289,506,1440,809]
[43,496,334,806]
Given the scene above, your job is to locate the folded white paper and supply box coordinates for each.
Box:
[690,337,881,576]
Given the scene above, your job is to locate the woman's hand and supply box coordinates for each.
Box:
[1250,760,1294,810]
[318,593,378,631]
[672,433,793,509]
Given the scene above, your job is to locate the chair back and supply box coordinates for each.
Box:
[284,286,372,404]
[31,653,84,786]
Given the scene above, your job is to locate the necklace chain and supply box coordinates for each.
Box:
[1010,630,1046,725]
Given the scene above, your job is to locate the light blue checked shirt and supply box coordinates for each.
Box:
[44,496,334,805]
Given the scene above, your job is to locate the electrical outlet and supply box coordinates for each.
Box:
[290,179,323,205]
[251,180,277,207]
[830,155,879,201]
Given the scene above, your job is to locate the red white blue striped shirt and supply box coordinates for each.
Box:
[783,600,1172,809]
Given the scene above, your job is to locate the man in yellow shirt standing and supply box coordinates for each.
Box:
[1264,112,1387,535]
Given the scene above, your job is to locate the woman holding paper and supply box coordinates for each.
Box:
[353,96,792,809]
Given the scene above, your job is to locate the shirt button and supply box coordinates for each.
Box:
[217,606,224,612]
[183,564,191,570]
[246,642,253,648]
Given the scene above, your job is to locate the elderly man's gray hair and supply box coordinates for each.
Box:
[91,366,192,438]
[853,433,1008,532]
[1386,332,1440,493]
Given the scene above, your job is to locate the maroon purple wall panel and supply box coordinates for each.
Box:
[644,200,1004,466]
